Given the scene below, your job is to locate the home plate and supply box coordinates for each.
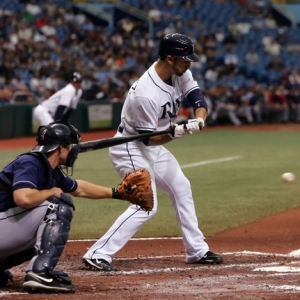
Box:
[253,266,300,273]
[289,249,300,257]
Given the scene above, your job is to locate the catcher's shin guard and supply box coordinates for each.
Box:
[32,198,74,273]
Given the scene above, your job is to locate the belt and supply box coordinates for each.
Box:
[118,126,124,133]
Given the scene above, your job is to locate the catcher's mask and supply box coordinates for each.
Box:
[31,121,81,170]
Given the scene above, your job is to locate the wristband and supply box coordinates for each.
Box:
[112,187,122,200]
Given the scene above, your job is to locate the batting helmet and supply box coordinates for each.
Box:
[158,33,199,62]
[32,121,81,154]
[71,72,82,83]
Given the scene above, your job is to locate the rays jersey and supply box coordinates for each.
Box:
[119,62,200,135]
[41,83,82,117]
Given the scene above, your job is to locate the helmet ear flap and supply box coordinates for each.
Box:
[32,121,81,153]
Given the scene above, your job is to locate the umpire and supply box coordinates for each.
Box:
[0,121,122,293]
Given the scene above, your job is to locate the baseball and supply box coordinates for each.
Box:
[281,172,295,183]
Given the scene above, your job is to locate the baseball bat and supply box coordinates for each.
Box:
[78,129,173,153]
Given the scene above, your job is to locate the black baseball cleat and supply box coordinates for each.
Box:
[22,271,75,293]
[0,270,13,288]
[82,258,114,271]
[194,251,224,264]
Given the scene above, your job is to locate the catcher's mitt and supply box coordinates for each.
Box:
[112,169,154,212]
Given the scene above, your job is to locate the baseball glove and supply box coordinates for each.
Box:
[112,169,154,212]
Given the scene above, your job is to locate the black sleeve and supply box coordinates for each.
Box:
[61,109,74,122]
[54,105,66,121]
[54,105,74,122]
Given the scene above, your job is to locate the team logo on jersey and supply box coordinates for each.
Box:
[40,129,47,140]
[160,98,181,119]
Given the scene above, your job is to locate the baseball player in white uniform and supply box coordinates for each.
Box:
[33,72,83,125]
[82,33,223,271]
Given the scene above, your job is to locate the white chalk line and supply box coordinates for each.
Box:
[75,262,283,276]
[265,284,300,292]
[69,238,300,257]
[0,292,26,297]
[180,155,242,169]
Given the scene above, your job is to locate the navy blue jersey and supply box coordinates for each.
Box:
[0,154,77,212]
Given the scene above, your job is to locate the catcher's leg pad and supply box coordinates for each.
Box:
[32,196,74,273]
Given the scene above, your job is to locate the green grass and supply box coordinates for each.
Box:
[1,129,299,239]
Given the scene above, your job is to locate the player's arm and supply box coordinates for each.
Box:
[184,88,208,132]
[13,187,63,208]
[139,130,173,146]
[54,105,67,121]
[55,87,75,120]
[70,180,113,199]
[186,88,208,120]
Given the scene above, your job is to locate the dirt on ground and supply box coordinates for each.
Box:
[1,124,300,299]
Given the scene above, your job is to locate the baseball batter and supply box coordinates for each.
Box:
[83,33,223,271]
[33,72,83,126]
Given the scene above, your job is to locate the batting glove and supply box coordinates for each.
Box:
[185,118,205,134]
[169,124,185,140]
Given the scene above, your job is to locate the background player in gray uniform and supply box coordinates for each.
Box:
[33,72,83,126]
[0,121,140,293]
[82,33,223,271]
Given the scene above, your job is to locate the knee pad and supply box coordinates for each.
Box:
[32,199,74,273]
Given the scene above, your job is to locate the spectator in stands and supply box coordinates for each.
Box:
[276,28,289,46]
[25,0,42,17]
[266,57,284,71]
[0,88,13,105]
[262,32,273,49]
[224,19,242,45]
[236,17,252,35]
[264,38,281,56]
[266,85,289,123]
[245,83,265,123]
[17,21,33,41]
[117,16,136,34]
[252,14,264,30]
[249,0,270,15]
[209,85,242,126]
[287,68,300,88]
[44,73,59,92]
[286,40,300,54]
[264,13,277,29]
[148,4,161,25]
[214,27,225,43]
[204,62,219,82]
[226,86,254,125]
[219,46,239,78]
[286,87,300,122]
[245,46,260,64]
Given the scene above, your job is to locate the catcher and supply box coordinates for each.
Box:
[0,121,153,294]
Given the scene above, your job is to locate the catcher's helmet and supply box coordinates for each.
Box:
[158,33,199,62]
[32,121,81,154]
[71,72,82,83]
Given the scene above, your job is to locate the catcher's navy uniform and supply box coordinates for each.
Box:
[0,122,80,293]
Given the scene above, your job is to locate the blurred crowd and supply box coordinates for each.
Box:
[0,0,299,125]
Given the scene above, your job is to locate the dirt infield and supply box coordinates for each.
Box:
[1,124,300,299]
